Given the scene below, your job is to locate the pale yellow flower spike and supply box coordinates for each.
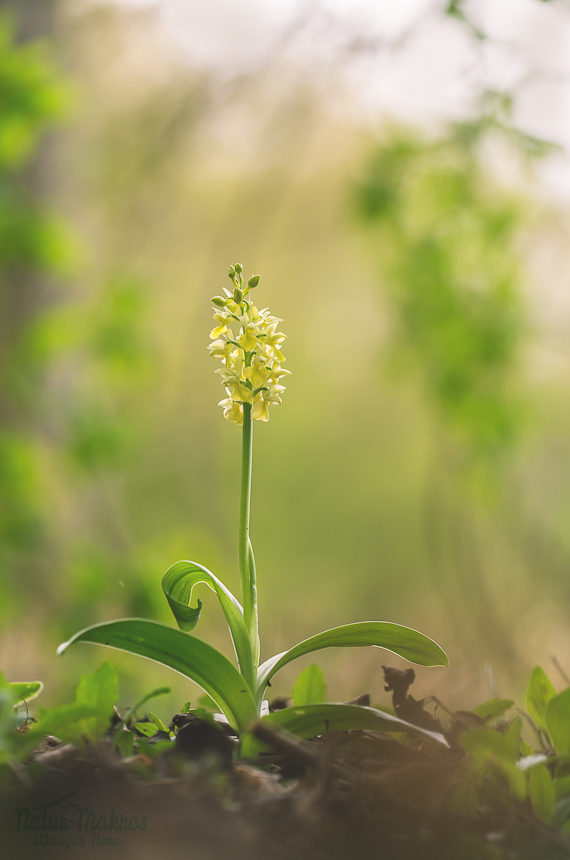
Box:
[209,267,289,423]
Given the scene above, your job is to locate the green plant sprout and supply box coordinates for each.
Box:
[58,265,449,748]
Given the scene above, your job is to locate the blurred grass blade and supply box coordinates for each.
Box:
[241,702,449,758]
[257,622,448,700]
[8,681,43,703]
[162,560,254,691]
[58,619,257,732]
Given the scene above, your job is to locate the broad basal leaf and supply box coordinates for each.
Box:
[256,621,448,704]
[241,702,449,758]
[162,560,254,691]
[58,618,257,732]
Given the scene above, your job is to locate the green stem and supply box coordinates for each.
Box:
[239,403,259,671]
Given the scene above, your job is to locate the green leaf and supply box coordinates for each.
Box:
[58,618,257,732]
[461,727,518,765]
[162,560,254,691]
[546,688,570,755]
[240,702,449,758]
[505,716,522,761]
[526,667,557,733]
[135,738,173,759]
[554,775,570,799]
[115,729,134,758]
[22,703,103,754]
[471,698,513,723]
[7,681,43,703]
[528,763,556,823]
[292,664,327,706]
[148,712,169,733]
[135,722,159,737]
[68,661,119,744]
[111,686,170,747]
[256,622,448,703]
[461,727,526,799]
[553,796,570,828]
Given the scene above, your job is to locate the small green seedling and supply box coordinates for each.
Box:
[58,265,448,747]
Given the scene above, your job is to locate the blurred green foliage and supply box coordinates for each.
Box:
[0,14,67,266]
[0,14,69,620]
[355,114,527,461]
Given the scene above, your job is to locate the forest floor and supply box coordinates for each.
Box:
[3,668,570,860]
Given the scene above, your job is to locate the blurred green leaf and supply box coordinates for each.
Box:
[546,688,570,755]
[472,698,513,723]
[134,721,159,737]
[554,776,570,800]
[505,716,522,761]
[24,703,102,754]
[526,666,557,733]
[115,728,134,757]
[69,661,119,745]
[461,727,517,765]
[356,125,526,460]
[8,680,43,703]
[461,724,526,799]
[528,763,556,823]
[292,664,327,706]
[148,711,169,732]
[553,796,570,828]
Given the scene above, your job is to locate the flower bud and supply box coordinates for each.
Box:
[233,287,243,303]
[234,263,243,274]
[248,275,260,289]
[211,296,227,307]
[228,266,236,280]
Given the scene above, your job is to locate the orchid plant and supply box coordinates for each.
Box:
[59,265,449,752]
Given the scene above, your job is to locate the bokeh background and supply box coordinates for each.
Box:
[3,0,570,721]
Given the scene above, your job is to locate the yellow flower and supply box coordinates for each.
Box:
[218,396,243,425]
[230,381,253,404]
[244,355,271,389]
[209,266,290,423]
[251,394,269,422]
[209,312,229,340]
